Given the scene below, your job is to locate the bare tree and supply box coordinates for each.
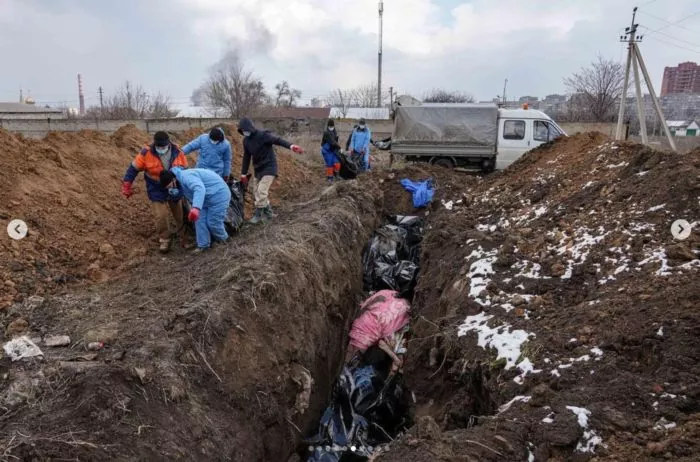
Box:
[274,80,302,107]
[353,83,378,108]
[423,88,475,103]
[195,53,267,118]
[84,81,178,119]
[327,89,354,117]
[564,55,625,122]
[309,97,323,108]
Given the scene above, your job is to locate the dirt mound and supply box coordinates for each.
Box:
[0,181,382,461]
[1,128,154,308]
[378,133,700,461]
[110,124,150,151]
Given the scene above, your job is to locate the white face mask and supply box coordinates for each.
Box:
[155,146,169,155]
[358,124,366,130]
[243,131,251,137]
[328,126,335,131]
[211,140,221,145]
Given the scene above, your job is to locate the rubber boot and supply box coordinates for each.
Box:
[263,205,275,221]
[249,208,265,224]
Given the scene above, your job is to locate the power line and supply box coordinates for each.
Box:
[645,34,700,54]
[637,9,700,36]
[644,10,700,36]
[638,0,659,7]
[639,25,700,50]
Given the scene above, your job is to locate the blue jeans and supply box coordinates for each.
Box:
[195,189,231,248]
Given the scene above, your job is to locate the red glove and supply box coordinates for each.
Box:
[240,175,249,187]
[121,181,133,198]
[291,145,304,154]
[188,207,200,222]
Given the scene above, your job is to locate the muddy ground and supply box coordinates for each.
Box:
[1,128,699,461]
[1,177,388,460]
[377,134,700,461]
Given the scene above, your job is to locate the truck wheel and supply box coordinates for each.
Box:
[433,158,454,169]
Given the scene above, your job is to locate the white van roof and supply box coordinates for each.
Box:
[499,108,552,120]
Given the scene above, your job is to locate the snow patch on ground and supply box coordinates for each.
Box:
[567,406,605,453]
[466,247,498,305]
[606,161,628,169]
[554,227,609,279]
[498,395,531,414]
[647,204,666,212]
[458,312,535,372]
[513,260,551,279]
[514,358,542,385]
[638,248,700,276]
[442,200,454,210]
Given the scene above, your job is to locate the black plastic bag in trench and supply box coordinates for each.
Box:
[182,180,246,236]
[304,346,411,461]
[337,151,359,180]
[224,180,246,234]
[362,217,424,294]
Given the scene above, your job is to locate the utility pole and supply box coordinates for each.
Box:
[98,86,104,116]
[502,79,508,106]
[389,86,394,107]
[77,73,85,116]
[377,0,384,108]
[616,7,676,151]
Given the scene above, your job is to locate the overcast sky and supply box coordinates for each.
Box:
[1,0,699,109]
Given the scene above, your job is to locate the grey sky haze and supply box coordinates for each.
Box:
[1,0,699,109]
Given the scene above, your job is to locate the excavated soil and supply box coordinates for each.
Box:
[377,133,700,461]
[0,179,384,461]
[0,126,317,310]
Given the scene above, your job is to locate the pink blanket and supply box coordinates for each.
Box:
[349,290,411,351]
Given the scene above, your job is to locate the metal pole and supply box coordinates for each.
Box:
[631,49,648,145]
[634,44,677,152]
[377,0,384,108]
[616,46,632,140]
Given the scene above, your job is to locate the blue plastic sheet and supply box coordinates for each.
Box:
[400,179,434,208]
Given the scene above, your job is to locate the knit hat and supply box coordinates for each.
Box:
[154,131,170,147]
[327,119,335,127]
[209,127,225,142]
[159,170,176,188]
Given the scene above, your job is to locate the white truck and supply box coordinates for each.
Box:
[390,103,566,172]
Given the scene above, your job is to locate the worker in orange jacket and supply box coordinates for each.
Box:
[121,131,190,253]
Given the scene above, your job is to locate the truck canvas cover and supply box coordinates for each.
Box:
[392,104,498,147]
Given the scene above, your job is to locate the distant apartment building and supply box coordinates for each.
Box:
[661,62,700,96]
[540,94,568,114]
[662,93,700,120]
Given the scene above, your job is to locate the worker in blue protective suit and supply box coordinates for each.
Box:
[321,119,342,182]
[181,127,233,181]
[349,118,372,172]
[159,167,231,253]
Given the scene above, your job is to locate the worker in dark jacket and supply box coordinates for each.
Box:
[238,118,304,224]
[321,119,342,182]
